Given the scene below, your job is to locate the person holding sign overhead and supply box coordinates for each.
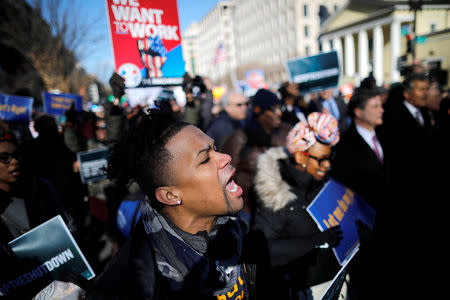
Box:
[251,113,344,300]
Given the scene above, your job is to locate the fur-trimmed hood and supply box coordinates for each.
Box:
[254,147,297,212]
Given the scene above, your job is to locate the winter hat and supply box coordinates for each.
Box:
[252,89,280,117]
[286,112,339,154]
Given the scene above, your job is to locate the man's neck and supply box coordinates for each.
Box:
[355,119,375,132]
[161,208,217,234]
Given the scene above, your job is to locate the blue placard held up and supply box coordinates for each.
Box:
[285,51,340,94]
[0,93,33,123]
[307,179,376,265]
[43,92,82,116]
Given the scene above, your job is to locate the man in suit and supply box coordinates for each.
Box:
[382,73,433,194]
[331,89,388,300]
[379,73,441,298]
[308,88,350,133]
[331,90,388,211]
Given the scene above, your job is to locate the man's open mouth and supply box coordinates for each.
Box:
[225,169,243,197]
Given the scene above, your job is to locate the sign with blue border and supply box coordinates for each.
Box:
[0,94,33,123]
[307,179,376,265]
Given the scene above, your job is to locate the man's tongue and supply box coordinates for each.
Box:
[226,180,243,197]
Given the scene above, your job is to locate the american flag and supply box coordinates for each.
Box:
[213,42,227,66]
[137,36,167,78]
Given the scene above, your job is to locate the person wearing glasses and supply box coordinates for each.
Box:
[206,92,249,150]
[0,128,74,299]
[251,113,343,300]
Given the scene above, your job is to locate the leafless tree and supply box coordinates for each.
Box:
[31,0,105,62]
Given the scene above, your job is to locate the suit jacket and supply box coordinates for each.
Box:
[382,100,433,190]
[308,96,349,132]
[330,123,390,212]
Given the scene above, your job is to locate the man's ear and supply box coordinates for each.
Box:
[354,107,363,120]
[155,187,181,206]
[403,90,410,101]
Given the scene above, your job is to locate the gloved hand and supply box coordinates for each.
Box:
[312,226,343,249]
[356,220,373,244]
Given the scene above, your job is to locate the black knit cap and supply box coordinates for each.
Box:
[252,89,280,117]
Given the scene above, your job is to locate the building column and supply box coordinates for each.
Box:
[322,39,331,52]
[358,29,369,81]
[390,19,401,83]
[373,25,384,86]
[344,33,355,77]
[332,37,343,75]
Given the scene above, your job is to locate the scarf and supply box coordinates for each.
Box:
[140,198,245,296]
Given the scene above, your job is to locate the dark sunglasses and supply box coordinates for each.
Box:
[0,151,20,164]
[301,151,335,165]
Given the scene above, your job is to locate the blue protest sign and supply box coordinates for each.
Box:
[285,51,340,94]
[307,179,376,265]
[43,92,82,116]
[77,148,110,184]
[1,216,95,297]
[0,94,33,123]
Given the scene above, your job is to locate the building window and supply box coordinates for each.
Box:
[304,4,308,17]
[304,25,309,38]
[305,46,310,55]
[334,5,338,12]
[430,23,437,32]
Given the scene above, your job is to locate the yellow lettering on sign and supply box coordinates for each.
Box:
[327,213,339,226]
[227,283,238,297]
[333,207,344,222]
[338,199,348,212]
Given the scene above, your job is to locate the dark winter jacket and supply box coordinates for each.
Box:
[86,219,257,300]
[221,122,291,212]
[206,111,243,150]
[252,147,340,296]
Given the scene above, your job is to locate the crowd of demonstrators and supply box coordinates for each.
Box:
[0,66,449,299]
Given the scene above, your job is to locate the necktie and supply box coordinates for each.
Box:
[372,134,384,165]
[414,110,424,127]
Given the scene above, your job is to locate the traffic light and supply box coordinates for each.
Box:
[406,33,415,57]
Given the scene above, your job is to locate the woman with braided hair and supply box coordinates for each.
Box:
[251,112,344,300]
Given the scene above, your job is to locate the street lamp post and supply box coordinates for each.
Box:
[408,0,423,60]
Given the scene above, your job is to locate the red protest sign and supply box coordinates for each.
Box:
[106,0,185,87]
